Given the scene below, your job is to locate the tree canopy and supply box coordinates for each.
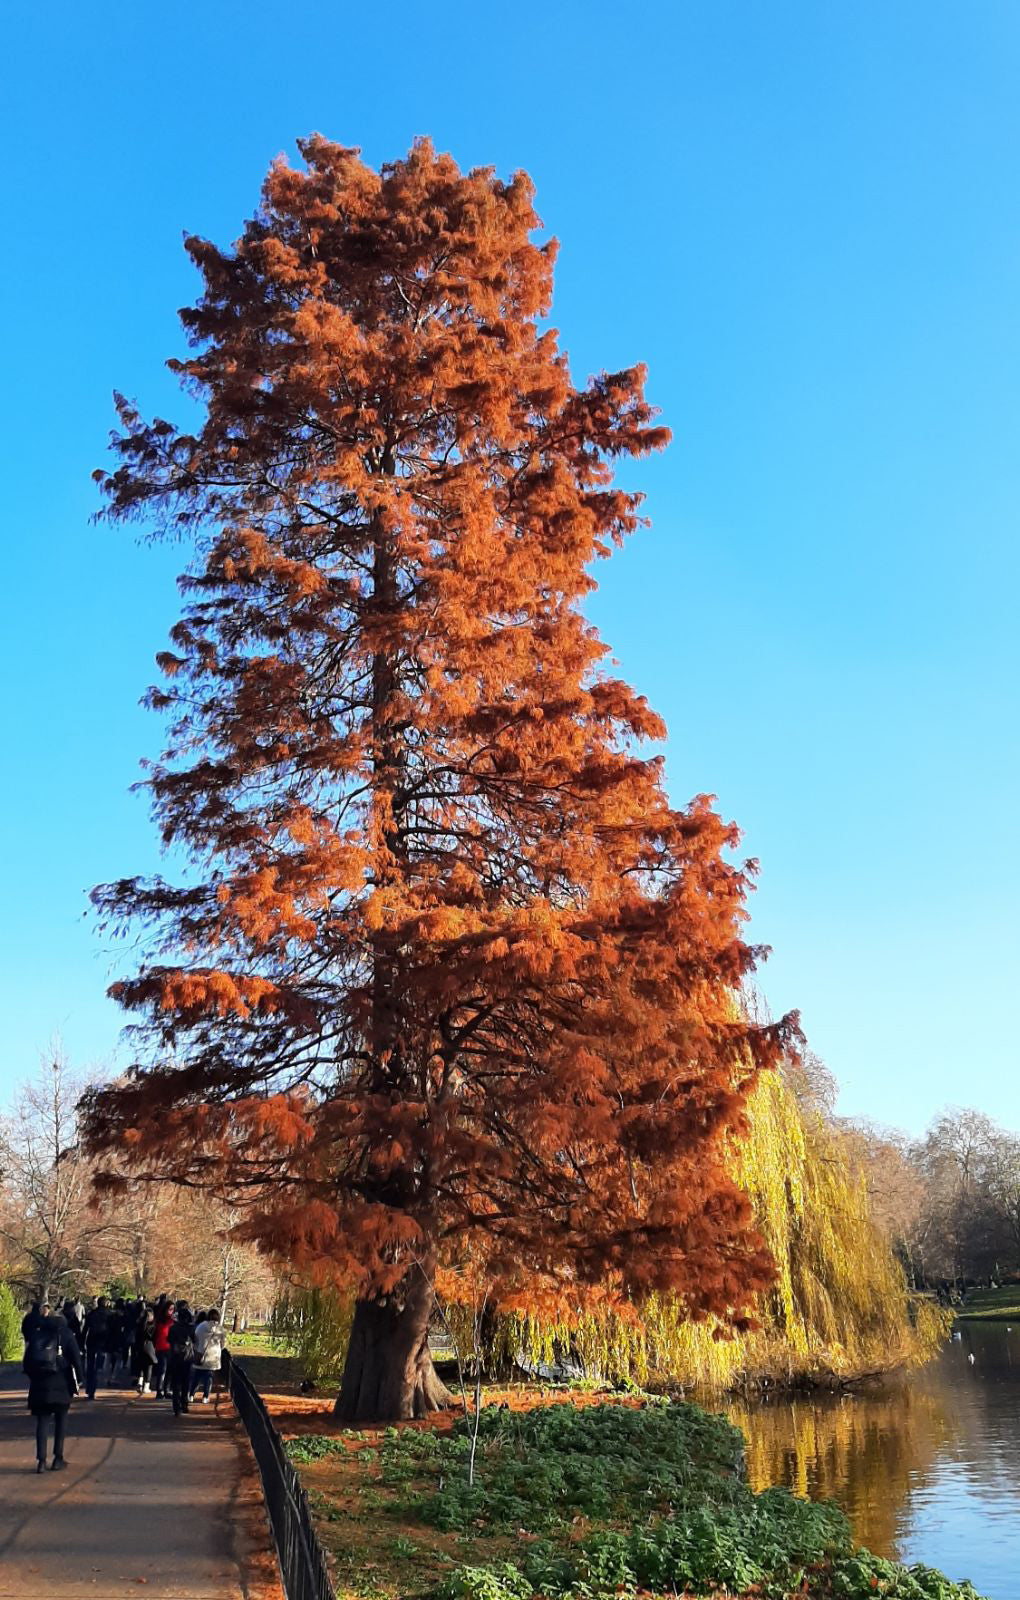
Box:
[84,136,798,1419]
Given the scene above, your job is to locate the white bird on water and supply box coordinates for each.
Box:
[968,1352,976,1364]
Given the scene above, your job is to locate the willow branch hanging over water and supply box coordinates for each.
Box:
[439,1069,951,1391]
[271,1068,950,1391]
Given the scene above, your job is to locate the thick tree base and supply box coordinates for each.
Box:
[334,1293,456,1423]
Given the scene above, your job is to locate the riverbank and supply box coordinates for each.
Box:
[244,1297,954,1407]
[253,1371,987,1600]
[955,1287,1020,1322]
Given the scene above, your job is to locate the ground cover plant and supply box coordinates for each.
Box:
[284,1398,987,1600]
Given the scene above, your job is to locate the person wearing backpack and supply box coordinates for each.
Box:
[24,1301,83,1472]
[82,1296,111,1400]
[167,1305,196,1415]
[189,1308,225,1403]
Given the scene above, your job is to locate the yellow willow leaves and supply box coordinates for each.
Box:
[447,1072,951,1389]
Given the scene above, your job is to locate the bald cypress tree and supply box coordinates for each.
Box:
[85,137,798,1420]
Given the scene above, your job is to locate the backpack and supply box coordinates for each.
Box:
[198,1325,223,1369]
[86,1309,109,1347]
[26,1328,60,1378]
[170,1324,195,1363]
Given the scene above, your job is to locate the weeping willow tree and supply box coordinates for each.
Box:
[270,1287,355,1380]
[442,1071,949,1390]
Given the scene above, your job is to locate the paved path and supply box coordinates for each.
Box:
[0,1365,252,1598]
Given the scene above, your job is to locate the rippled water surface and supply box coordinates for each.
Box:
[724,1323,1020,1598]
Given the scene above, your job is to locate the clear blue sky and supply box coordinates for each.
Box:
[2,1,1017,1132]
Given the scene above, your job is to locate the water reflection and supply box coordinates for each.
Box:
[727,1377,952,1554]
[723,1323,1020,1599]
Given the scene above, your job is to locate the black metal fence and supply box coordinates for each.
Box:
[224,1352,336,1600]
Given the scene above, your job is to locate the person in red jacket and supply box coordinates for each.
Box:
[152,1298,174,1399]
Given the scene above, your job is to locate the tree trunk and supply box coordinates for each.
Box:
[337,492,454,1426]
[334,1276,455,1423]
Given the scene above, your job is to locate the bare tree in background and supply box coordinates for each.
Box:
[0,1051,280,1316]
[842,1107,1020,1289]
[840,1120,926,1284]
[984,1131,1020,1263]
[0,1049,109,1301]
[95,1184,277,1317]
[204,1203,277,1324]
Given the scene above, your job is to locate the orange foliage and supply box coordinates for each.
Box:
[84,137,799,1383]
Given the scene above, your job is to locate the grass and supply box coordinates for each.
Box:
[225,1326,283,1354]
[224,1327,315,1392]
[956,1287,1020,1323]
[232,1348,309,1392]
[281,1396,988,1600]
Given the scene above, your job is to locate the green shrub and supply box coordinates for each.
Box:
[0,1282,22,1361]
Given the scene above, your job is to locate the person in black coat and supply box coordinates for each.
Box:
[104,1300,125,1385]
[61,1298,83,1342]
[21,1301,42,1340]
[82,1296,111,1399]
[166,1306,196,1416]
[126,1296,147,1383]
[24,1306,84,1472]
[131,1305,157,1393]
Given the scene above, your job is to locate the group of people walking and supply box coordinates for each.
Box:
[21,1293,228,1472]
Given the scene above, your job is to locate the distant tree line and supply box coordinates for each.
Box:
[843,1106,1020,1290]
[0,1049,277,1319]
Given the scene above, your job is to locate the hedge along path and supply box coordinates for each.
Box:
[0,1364,283,1600]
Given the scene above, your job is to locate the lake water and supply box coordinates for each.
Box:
[724,1322,1020,1599]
